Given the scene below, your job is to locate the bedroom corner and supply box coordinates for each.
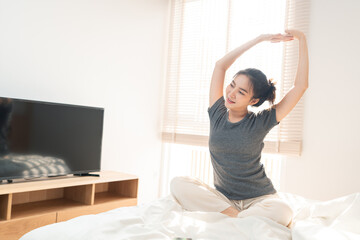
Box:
[0,0,169,205]
[1,0,360,239]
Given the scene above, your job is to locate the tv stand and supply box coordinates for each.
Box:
[0,180,13,184]
[74,173,100,177]
[0,171,138,240]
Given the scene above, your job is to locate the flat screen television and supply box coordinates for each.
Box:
[0,97,104,181]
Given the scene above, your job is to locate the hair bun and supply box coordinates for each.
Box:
[268,78,276,87]
[266,78,276,105]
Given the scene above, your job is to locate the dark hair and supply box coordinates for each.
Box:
[233,68,276,107]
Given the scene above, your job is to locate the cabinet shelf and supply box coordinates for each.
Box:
[95,191,135,204]
[11,198,84,220]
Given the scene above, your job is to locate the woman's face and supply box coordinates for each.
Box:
[225,74,257,110]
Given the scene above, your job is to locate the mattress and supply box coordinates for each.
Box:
[20,192,360,240]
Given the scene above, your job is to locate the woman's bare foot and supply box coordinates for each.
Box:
[221,206,240,217]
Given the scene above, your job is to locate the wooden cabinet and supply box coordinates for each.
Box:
[0,171,138,240]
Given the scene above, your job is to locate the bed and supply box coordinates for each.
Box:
[20,192,360,240]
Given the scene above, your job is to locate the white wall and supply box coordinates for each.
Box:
[282,0,360,200]
[0,0,169,203]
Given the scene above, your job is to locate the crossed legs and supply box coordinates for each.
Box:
[170,176,293,227]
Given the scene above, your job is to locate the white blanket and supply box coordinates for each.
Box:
[20,192,360,240]
[292,193,360,240]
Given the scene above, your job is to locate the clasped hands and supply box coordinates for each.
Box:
[260,29,305,43]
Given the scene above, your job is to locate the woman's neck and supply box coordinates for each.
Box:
[228,109,249,122]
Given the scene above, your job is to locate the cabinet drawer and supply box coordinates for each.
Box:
[0,213,56,240]
[57,205,94,222]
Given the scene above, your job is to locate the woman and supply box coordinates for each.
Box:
[170,29,308,228]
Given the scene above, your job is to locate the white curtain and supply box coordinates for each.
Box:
[161,0,310,155]
[159,1,310,197]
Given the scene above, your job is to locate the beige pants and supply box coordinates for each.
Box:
[170,176,293,227]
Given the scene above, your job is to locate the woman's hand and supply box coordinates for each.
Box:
[284,29,306,40]
[259,29,305,43]
[259,33,294,43]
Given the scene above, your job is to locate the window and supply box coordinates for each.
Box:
[160,0,310,196]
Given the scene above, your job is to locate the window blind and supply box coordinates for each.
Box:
[161,0,310,156]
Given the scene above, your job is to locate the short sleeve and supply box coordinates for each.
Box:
[208,97,227,122]
[256,107,280,131]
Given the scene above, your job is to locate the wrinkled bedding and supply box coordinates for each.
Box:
[20,192,360,240]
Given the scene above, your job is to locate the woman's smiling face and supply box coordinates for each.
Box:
[225,74,257,110]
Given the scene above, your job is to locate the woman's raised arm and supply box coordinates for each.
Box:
[209,33,294,108]
[274,29,309,122]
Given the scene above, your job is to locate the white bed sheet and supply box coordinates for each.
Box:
[20,192,360,240]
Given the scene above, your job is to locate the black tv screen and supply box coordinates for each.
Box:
[0,97,104,181]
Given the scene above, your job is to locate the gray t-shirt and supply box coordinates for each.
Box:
[208,96,280,200]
